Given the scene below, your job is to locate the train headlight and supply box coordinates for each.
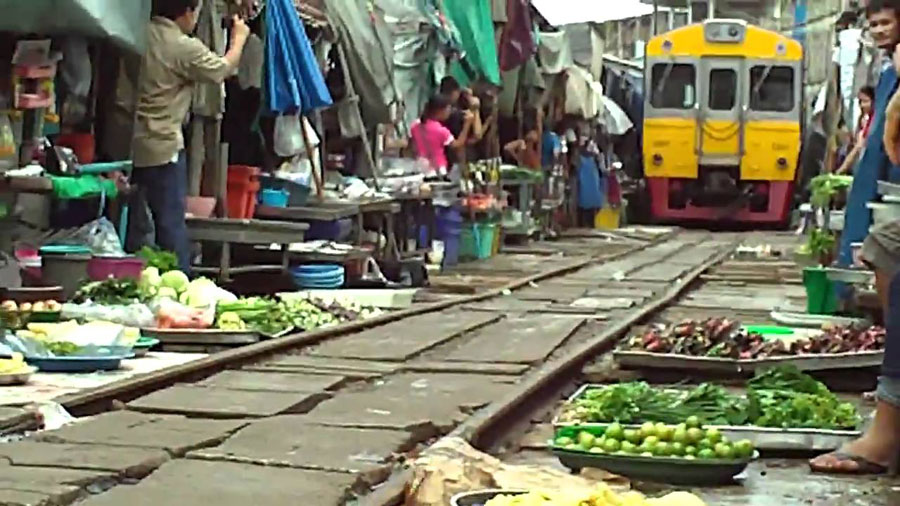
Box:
[777,157,788,169]
[653,154,664,166]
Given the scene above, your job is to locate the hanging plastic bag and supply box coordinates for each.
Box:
[274,114,304,157]
[0,112,16,157]
[72,217,125,256]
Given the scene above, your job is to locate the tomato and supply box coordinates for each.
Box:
[705,428,723,445]
[605,423,625,441]
[603,438,622,453]
[714,443,735,460]
[697,448,716,460]
[686,416,702,429]
[734,440,755,458]
[686,427,704,444]
[577,432,596,449]
[624,429,641,445]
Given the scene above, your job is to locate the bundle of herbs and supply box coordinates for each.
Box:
[72,278,144,305]
[747,366,860,430]
[559,366,859,430]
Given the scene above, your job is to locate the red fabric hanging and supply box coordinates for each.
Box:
[498,0,536,72]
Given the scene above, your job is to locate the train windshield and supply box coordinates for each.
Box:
[749,65,794,112]
[651,63,696,109]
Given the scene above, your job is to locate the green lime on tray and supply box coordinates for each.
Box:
[553,420,756,463]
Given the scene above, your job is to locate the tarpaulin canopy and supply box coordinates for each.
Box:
[444,0,501,85]
[532,0,653,27]
[325,0,398,126]
[0,0,151,53]
[265,0,333,113]
[377,0,459,132]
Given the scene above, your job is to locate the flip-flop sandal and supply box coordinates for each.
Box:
[810,452,889,475]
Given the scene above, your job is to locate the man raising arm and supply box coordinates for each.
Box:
[130,0,250,272]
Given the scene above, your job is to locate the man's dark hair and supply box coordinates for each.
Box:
[439,76,460,95]
[867,0,900,16]
[153,0,200,20]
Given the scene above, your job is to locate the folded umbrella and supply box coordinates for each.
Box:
[265,0,333,113]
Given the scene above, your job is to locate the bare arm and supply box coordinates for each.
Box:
[449,113,474,149]
[184,15,249,84]
[835,143,862,174]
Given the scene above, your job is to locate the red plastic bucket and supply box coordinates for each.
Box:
[226,165,261,219]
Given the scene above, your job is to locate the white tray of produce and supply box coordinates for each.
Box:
[613,349,884,374]
[552,384,862,451]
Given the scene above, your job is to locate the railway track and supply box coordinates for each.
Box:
[1,230,796,506]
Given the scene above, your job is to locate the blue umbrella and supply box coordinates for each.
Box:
[265,0,332,113]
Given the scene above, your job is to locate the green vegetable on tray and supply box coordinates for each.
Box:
[73,278,144,305]
[44,341,81,356]
[215,297,349,335]
[553,418,755,461]
[137,247,179,273]
[559,366,859,431]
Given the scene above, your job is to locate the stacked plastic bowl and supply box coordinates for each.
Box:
[291,264,345,289]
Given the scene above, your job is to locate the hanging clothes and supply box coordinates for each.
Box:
[192,0,226,117]
[265,0,332,113]
[498,0,536,72]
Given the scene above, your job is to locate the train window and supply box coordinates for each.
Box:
[708,69,737,110]
[651,63,696,109]
[750,66,794,112]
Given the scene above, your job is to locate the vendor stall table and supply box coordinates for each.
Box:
[186,217,309,282]
[393,194,435,256]
[501,178,538,238]
[256,198,401,261]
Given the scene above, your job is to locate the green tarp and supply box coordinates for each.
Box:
[0,0,151,53]
[443,0,500,86]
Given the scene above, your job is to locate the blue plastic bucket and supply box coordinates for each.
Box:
[259,189,290,208]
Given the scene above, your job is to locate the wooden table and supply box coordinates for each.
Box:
[393,194,435,256]
[256,198,402,261]
[186,217,309,282]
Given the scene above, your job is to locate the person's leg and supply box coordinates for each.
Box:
[142,153,190,273]
[810,239,900,474]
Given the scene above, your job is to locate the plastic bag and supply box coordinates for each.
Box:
[61,302,155,328]
[73,217,124,256]
[274,114,304,156]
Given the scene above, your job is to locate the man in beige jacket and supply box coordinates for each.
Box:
[131,0,249,272]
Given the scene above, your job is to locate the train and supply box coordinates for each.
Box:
[642,19,803,225]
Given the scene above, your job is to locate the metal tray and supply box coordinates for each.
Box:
[141,328,260,345]
[824,267,875,285]
[0,366,37,385]
[553,385,862,451]
[614,349,883,374]
[770,310,869,329]
[552,448,754,486]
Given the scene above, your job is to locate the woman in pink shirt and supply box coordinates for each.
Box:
[410,94,474,179]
